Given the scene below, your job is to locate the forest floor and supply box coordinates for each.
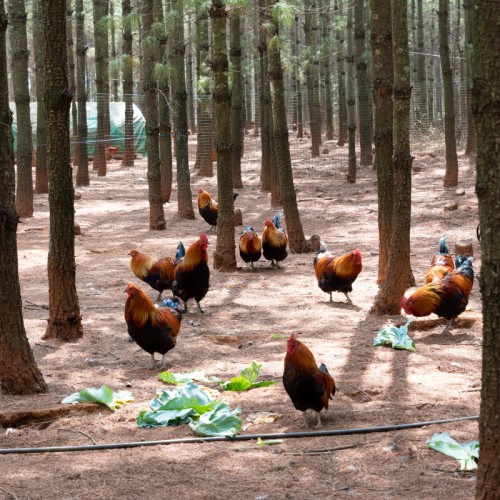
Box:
[0,134,482,499]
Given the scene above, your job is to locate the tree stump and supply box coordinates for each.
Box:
[455,238,473,258]
[233,209,243,226]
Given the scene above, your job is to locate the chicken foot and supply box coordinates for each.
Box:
[196,301,205,314]
[344,293,353,305]
[441,318,454,335]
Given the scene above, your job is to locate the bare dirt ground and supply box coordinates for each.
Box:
[0,135,482,499]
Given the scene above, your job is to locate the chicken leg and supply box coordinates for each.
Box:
[344,293,353,305]
[442,318,454,335]
[150,353,158,370]
[196,301,205,314]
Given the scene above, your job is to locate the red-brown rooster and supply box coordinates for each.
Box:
[314,241,362,304]
[425,235,454,284]
[129,243,184,302]
[197,188,238,230]
[262,214,288,268]
[124,283,182,369]
[171,234,210,313]
[283,333,336,427]
[402,255,474,334]
[239,226,262,270]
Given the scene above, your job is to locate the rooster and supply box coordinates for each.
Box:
[129,242,185,302]
[314,241,362,304]
[283,333,336,427]
[105,146,120,161]
[197,188,238,230]
[425,235,454,284]
[239,226,262,270]
[124,283,182,369]
[171,234,210,313]
[402,255,474,335]
[262,214,288,268]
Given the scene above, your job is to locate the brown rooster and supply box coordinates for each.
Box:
[129,249,176,302]
[425,235,454,284]
[239,226,262,270]
[402,256,474,335]
[314,241,362,304]
[283,333,336,427]
[197,188,238,230]
[262,214,288,268]
[171,234,210,313]
[124,283,182,369]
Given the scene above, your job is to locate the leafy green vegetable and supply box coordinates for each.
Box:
[373,320,415,351]
[427,432,479,471]
[62,385,134,411]
[218,362,277,391]
[158,370,211,385]
[136,382,241,437]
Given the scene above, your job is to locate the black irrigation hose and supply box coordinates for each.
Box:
[0,415,478,455]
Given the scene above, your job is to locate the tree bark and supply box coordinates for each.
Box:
[9,0,34,218]
[66,0,79,168]
[293,16,303,139]
[473,1,500,496]
[320,0,333,140]
[371,0,414,315]
[75,0,89,186]
[42,0,83,341]
[346,5,357,183]
[371,0,393,284]
[439,0,459,187]
[334,0,347,146]
[0,0,47,394]
[211,0,236,271]
[109,0,119,101]
[463,0,476,157]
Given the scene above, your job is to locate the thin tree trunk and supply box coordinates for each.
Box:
[439,0,459,187]
[211,0,236,271]
[110,0,119,101]
[75,0,89,186]
[428,0,436,127]
[346,5,357,182]
[33,0,48,193]
[267,4,308,253]
[0,0,47,394]
[9,0,34,218]
[43,0,83,341]
[463,0,476,157]
[67,0,80,168]
[473,2,500,497]
[334,0,347,146]
[142,0,166,229]
[293,16,303,139]
[320,0,334,140]
[416,0,426,126]
[186,15,196,134]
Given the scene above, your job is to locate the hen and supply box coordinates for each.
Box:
[402,255,474,335]
[283,333,336,427]
[197,188,238,230]
[239,226,262,270]
[314,241,362,304]
[171,234,210,313]
[124,283,182,369]
[128,242,184,302]
[262,214,288,268]
[425,235,454,284]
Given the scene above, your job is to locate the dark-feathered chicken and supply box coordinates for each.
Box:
[239,226,262,270]
[197,188,238,229]
[314,241,362,304]
[262,214,288,268]
[171,234,210,313]
[124,283,182,369]
[283,333,336,427]
[402,255,474,334]
[425,235,454,284]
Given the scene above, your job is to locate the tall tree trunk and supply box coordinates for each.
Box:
[439,0,459,187]
[42,0,83,341]
[267,4,308,254]
[121,0,135,167]
[463,0,476,157]
[355,0,373,165]
[33,0,48,193]
[142,0,166,230]
[230,9,243,189]
[346,5,357,183]
[211,0,236,271]
[170,0,195,219]
[9,0,34,218]
[371,0,393,284]
[319,0,333,140]
[186,15,196,134]
[75,0,89,186]
[0,0,47,394]
[293,15,303,139]
[67,0,80,168]
[92,0,108,175]
[416,0,426,125]
[371,0,414,314]
[428,1,436,127]
[194,5,213,176]
[303,0,322,157]
[110,0,119,101]
[473,2,500,497]
[335,0,347,146]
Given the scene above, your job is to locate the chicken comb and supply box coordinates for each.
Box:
[199,233,209,245]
